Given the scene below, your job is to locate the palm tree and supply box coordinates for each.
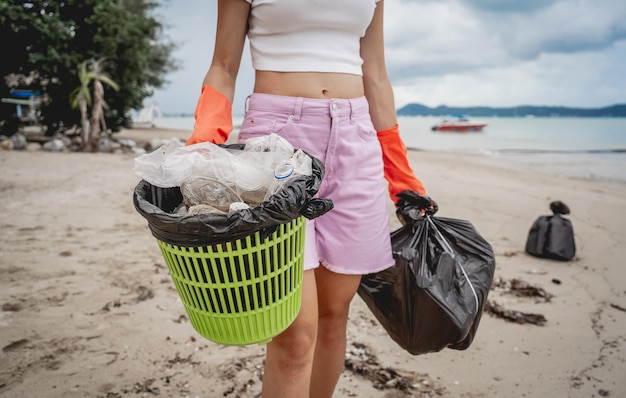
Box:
[69,59,119,152]
[70,61,92,147]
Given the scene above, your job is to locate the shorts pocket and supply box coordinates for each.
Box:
[239,111,294,141]
[354,116,378,141]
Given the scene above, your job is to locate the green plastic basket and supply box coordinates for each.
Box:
[156,216,305,346]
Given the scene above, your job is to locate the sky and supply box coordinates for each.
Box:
[148,0,626,116]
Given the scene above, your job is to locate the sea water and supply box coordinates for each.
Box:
[154,115,626,184]
[397,116,626,184]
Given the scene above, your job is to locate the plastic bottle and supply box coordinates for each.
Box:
[263,160,295,201]
[290,149,312,176]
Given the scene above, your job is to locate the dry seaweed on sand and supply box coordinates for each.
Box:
[344,342,446,396]
[491,277,554,303]
[485,300,547,326]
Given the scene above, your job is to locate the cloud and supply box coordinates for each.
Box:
[479,0,626,59]
[385,0,626,107]
[386,0,626,66]
[463,0,555,13]
[393,41,626,108]
[384,1,509,78]
[149,0,626,114]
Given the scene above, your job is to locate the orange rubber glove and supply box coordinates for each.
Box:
[185,85,232,146]
[377,124,427,201]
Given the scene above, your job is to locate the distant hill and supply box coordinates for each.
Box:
[396,103,626,118]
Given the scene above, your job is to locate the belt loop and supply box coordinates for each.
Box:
[293,97,303,122]
[349,99,355,123]
[244,95,251,113]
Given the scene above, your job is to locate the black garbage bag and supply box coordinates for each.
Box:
[133,144,333,246]
[525,200,575,261]
[358,214,496,355]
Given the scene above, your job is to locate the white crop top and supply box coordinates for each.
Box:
[244,0,381,76]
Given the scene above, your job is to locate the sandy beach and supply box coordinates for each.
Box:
[1,126,625,398]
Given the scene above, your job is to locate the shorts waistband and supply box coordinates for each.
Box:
[245,93,369,117]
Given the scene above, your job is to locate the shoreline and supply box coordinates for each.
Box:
[2,126,625,397]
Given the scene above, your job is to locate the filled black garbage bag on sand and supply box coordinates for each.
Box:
[358,214,496,355]
[133,144,333,246]
[525,200,576,261]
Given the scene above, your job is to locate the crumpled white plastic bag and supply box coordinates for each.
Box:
[132,135,312,204]
[132,140,235,188]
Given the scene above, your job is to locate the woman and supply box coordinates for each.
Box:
[186,1,431,396]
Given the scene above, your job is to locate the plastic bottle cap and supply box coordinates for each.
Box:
[274,161,294,180]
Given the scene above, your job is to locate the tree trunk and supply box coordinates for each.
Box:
[79,98,90,150]
[89,80,105,152]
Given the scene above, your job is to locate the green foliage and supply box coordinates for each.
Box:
[0,0,178,135]
[69,59,120,110]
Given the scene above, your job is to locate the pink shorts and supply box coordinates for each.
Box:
[238,93,394,274]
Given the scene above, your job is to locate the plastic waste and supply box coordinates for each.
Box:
[229,202,250,212]
[180,177,243,213]
[188,204,226,216]
[133,143,334,246]
[242,133,295,169]
[132,140,235,188]
[132,134,313,212]
[263,150,313,201]
[263,160,295,202]
[230,157,274,205]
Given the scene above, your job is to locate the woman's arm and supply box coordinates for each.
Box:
[202,0,250,102]
[360,0,397,131]
[361,1,429,200]
[186,0,249,145]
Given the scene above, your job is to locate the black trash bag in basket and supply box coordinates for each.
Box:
[358,212,496,355]
[133,144,333,246]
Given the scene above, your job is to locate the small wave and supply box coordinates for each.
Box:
[493,148,626,154]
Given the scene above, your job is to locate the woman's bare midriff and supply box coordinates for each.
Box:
[254,71,364,99]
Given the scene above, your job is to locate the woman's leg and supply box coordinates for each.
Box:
[310,266,362,398]
[262,270,318,398]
